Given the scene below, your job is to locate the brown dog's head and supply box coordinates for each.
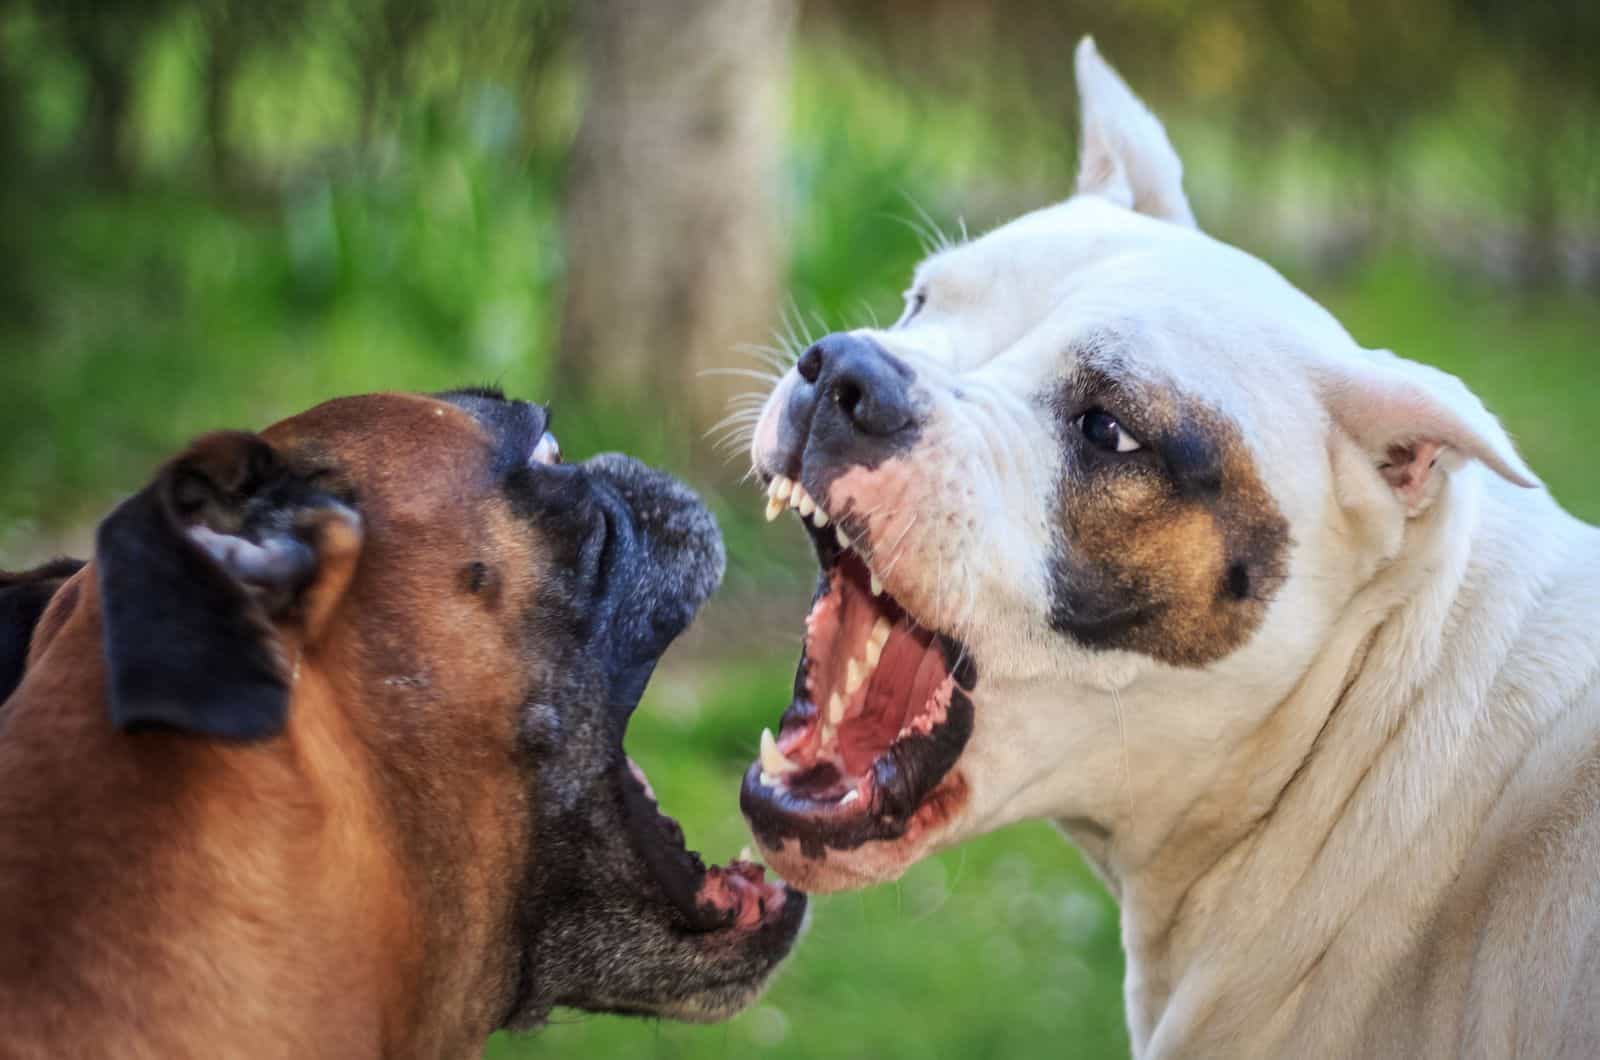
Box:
[80,389,804,1028]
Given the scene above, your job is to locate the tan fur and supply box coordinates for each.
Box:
[1059,395,1289,667]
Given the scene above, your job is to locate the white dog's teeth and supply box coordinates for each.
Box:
[759,727,799,776]
[870,572,884,596]
[871,616,892,648]
[827,691,847,725]
[788,484,805,510]
[812,508,829,528]
[796,491,816,518]
[865,637,884,667]
[770,476,793,502]
[835,526,851,548]
[839,789,860,806]
[845,658,865,694]
[759,771,779,788]
[764,495,784,522]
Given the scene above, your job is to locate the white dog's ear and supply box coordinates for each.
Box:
[1073,37,1196,229]
[1320,351,1539,515]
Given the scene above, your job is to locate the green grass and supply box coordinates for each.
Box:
[485,656,1129,1060]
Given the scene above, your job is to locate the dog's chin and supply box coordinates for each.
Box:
[739,504,977,894]
[506,670,811,1030]
[748,784,962,893]
[507,453,808,1027]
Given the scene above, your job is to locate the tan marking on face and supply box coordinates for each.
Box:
[1055,394,1290,668]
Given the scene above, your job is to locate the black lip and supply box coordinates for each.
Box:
[741,686,973,858]
[617,755,724,931]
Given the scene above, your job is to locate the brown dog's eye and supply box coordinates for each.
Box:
[1078,409,1142,453]
[530,430,561,466]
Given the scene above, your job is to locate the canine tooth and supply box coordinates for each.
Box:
[765,495,784,522]
[839,789,861,806]
[739,845,754,863]
[796,491,816,518]
[835,526,851,548]
[759,772,778,787]
[812,507,829,528]
[865,638,883,667]
[770,476,792,502]
[870,572,884,596]
[846,658,866,694]
[827,692,847,725]
[759,727,798,776]
[871,616,892,647]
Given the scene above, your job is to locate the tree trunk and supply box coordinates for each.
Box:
[62,11,135,189]
[204,29,239,195]
[558,0,795,464]
[1517,80,1565,290]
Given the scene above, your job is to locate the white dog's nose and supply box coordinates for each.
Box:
[795,333,917,439]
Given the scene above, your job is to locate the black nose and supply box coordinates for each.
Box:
[795,333,915,438]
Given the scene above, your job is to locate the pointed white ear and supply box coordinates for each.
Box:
[1073,37,1196,228]
[1320,350,1538,515]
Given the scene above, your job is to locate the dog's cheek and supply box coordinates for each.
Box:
[1051,436,1290,668]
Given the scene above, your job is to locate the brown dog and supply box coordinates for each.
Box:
[0,389,804,1059]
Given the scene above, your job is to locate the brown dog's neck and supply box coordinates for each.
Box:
[0,573,487,1059]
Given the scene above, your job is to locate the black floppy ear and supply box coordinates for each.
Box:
[95,431,361,741]
[0,557,85,703]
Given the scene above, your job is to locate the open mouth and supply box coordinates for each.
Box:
[741,473,975,859]
[620,751,797,935]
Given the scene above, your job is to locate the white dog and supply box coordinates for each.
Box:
[739,39,1600,1058]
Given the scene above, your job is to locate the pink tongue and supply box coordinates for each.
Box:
[696,862,782,929]
[836,627,944,775]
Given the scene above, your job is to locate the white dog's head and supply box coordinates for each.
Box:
[740,40,1538,893]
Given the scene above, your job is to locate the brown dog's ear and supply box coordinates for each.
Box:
[94,431,361,740]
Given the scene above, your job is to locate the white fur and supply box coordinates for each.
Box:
[749,40,1600,1057]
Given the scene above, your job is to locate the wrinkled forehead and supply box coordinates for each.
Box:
[903,196,1348,450]
[264,392,488,467]
[259,392,523,533]
[936,197,1340,327]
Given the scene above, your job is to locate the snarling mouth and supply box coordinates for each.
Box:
[621,751,796,936]
[741,473,975,859]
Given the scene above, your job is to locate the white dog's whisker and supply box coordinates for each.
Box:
[698,367,783,385]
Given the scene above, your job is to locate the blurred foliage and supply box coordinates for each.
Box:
[1,2,1597,1058]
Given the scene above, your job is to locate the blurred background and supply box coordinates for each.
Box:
[2,0,1597,1056]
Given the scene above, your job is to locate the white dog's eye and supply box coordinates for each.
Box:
[530,430,562,466]
[896,290,927,327]
[1078,409,1142,453]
